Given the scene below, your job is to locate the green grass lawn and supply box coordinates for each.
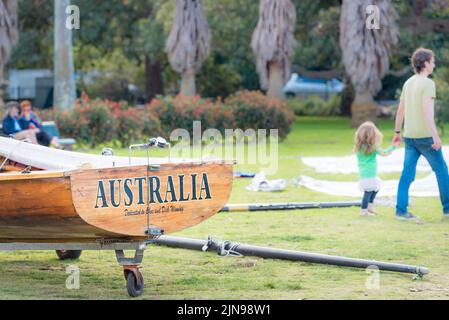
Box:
[1,116,449,300]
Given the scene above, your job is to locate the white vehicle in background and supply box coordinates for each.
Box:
[283,73,345,99]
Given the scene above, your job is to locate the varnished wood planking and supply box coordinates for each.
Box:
[0,162,233,242]
[0,175,125,241]
[70,163,233,236]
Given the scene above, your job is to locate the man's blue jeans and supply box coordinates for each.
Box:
[396,137,449,215]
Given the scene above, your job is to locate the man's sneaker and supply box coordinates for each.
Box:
[360,209,369,216]
[396,213,419,221]
[444,213,449,219]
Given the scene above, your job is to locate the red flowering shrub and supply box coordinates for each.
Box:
[149,94,235,137]
[41,94,161,147]
[225,90,295,140]
[38,91,295,147]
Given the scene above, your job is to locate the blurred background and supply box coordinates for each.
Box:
[1,0,449,146]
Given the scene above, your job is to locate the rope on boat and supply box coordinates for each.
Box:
[0,138,29,171]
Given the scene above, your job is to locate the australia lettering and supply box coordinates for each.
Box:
[94,173,212,209]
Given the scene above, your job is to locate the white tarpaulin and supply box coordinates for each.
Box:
[299,147,446,198]
[246,172,287,192]
[299,175,439,198]
[300,147,449,174]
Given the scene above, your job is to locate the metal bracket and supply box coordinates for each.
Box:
[128,137,172,166]
[145,227,164,237]
[148,164,161,172]
[145,227,164,245]
[0,241,146,251]
[123,265,143,282]
[115,247,146,266]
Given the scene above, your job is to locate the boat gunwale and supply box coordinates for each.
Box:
[0,170,66,181]
[0,159,236,182]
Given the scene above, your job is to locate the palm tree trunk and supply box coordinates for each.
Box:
[181,68,196,96]
[267,61,285,98]
[54,0,76,111]
[351,91,378,128]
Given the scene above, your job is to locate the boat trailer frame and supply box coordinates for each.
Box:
[0,232,430,298]
[0,241,148,297]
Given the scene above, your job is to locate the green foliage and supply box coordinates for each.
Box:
[148,91,296,141]
[379,1,449,100]
[9,0,53,69]
[225,91,296,140]
[203,0,260,91]
[9,0,449,104]
[41,94,161,148]
[136,18,166,61]
[288,95,341,117]
[434,55,449,136]
[79,49,144,102]
[197,56,242,98]
[40,92,296,146]
[294,5,341,71]
[149,94,235,137]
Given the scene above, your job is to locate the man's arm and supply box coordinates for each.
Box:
[422,96,441,150]
[393,99,405,145]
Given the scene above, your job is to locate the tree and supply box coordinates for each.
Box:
[166,0,211,96]
[9,0,52,70]
[54,0,76,111]
[0,0,18,107]
[251,0,296,98]
[137,18,166,101]
[340,0,398,127]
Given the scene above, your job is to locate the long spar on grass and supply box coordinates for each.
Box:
[220,201,361,212]
[153,236,429,277]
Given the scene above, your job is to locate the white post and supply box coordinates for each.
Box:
[54,0,76,111]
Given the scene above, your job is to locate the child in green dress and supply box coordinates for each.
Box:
[354,122,399,216]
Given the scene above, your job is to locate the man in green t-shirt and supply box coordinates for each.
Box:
[393,48,449,220]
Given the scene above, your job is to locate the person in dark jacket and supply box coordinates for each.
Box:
[2,101,38,144]
[19,100,59,147]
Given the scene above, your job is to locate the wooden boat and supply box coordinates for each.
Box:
[0,137,234,243]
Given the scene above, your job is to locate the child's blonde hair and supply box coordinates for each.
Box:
[354,121,383,155]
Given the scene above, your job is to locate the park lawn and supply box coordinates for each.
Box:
[1,116,449,300]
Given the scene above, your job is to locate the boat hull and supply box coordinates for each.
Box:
[0,162,233,242]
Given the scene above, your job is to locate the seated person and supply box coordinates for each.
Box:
[2,101,38,144]
[19,100,60,148]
